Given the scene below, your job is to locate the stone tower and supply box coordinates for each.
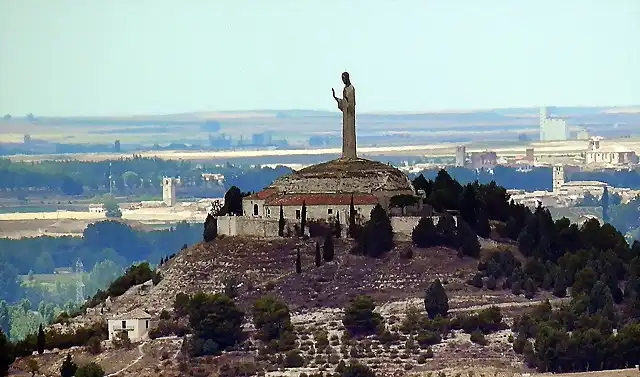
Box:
[455,146,466,167]
[552,165,565,193]
[162,177,176,207]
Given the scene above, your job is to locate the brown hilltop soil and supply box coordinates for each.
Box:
[244,242,477,311]
[111,236,478,315]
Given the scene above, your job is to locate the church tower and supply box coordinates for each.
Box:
[552,165,566,193]
[162,177,177,207]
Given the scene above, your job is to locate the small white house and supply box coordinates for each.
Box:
[107,309,152,342]
[88,204,105,214]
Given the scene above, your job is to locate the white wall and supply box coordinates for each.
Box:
[217,216,280,238]
[274,203,376,223]
[540,117,569,141]
[107,318,151,342]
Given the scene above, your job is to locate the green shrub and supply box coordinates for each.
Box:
[470,330,488,346]
[86,263,162,308]
[284,350,305,368]
[343,296,384,337]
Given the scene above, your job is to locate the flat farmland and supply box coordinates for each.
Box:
[11,138,640,163]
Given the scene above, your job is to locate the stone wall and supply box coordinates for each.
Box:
[217,215,280,238]
[243,202,377,224]
[390,215,458,240]
[218,213,458,241]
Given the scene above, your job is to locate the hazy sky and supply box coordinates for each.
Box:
[1,0,639,116]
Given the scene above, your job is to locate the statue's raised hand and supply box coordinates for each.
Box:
[332,88,336,98]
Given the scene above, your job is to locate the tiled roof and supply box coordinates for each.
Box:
[244,188,278,200]
[110,308,152,320]
[265,193,379,206]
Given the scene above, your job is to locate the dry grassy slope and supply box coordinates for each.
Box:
[10,338,182,377]
[109,236,480,316]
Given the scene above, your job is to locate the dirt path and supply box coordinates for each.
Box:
[450,297,569,313]
[106,341,147,377]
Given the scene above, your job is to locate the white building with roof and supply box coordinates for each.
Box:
[540,107,570,141]
[108,309,152,342]
[584,137,638,166]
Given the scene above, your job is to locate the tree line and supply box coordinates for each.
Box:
[0,157,291,197]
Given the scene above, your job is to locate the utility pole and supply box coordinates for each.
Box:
[108,162,113,196]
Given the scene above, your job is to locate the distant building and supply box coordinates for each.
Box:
[540,107,569,141]
[88,204,105,214]
[470,151,497,169]
[584,137,638,166]
[525,148,534,162]
[552,165,566,193]
[108,309,152,342]
[54,267,73,275]
[201,173,225,186]
[162,177,177,207]
[455,146,466,167]
[576,128,590,140]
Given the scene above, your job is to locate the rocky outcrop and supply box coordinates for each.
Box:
[269,157,416,195]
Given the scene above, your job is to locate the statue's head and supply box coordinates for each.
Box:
[341,72,350,86]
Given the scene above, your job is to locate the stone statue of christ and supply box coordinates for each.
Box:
[332,71,356,159]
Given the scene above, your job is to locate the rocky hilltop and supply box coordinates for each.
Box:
[10,236,555,377]
[112,236,483,316]
[11,217,640,377]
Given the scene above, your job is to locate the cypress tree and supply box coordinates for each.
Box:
[424,279,449,319]
[300,201,307,237]
[60,354,77,377]
[323,234,335,262]
[278,205,285,237]
[334,212,342,238]
[295,249,302,274]
[602,186,610,223]
[37,324,45,354]
[315,242,322,267]
[348,194,356,238]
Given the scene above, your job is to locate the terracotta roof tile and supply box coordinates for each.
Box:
[244,188,278,200]
[265,193,379,206]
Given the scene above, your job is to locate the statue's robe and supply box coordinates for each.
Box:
[337,84,356,159]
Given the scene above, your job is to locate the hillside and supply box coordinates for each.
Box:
[9,236,543,376]
[10,224,640,376]
[108,236,486,316]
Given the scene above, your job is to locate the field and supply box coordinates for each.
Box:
[10,138,640,164]
[2,108,639,159]
[0,206,206,239]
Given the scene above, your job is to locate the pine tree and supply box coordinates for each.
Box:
[357,204,394,257]
[323,234,335,262]
[315,242,322,267]
[203,213,217,242]
[553,272,567,298]
[411,216,437,248]
[159,257,164,266]
[60,354,77,377]
[0,329,15,377]
[300,201,307,237]
[295,249,302,274]
[474,210,491,238]
[37,323,45,354]
[424,279,449,319]
[278,205,285,237]
[457,219,481,258]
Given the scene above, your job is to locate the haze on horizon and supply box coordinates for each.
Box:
[1,0,639,117]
